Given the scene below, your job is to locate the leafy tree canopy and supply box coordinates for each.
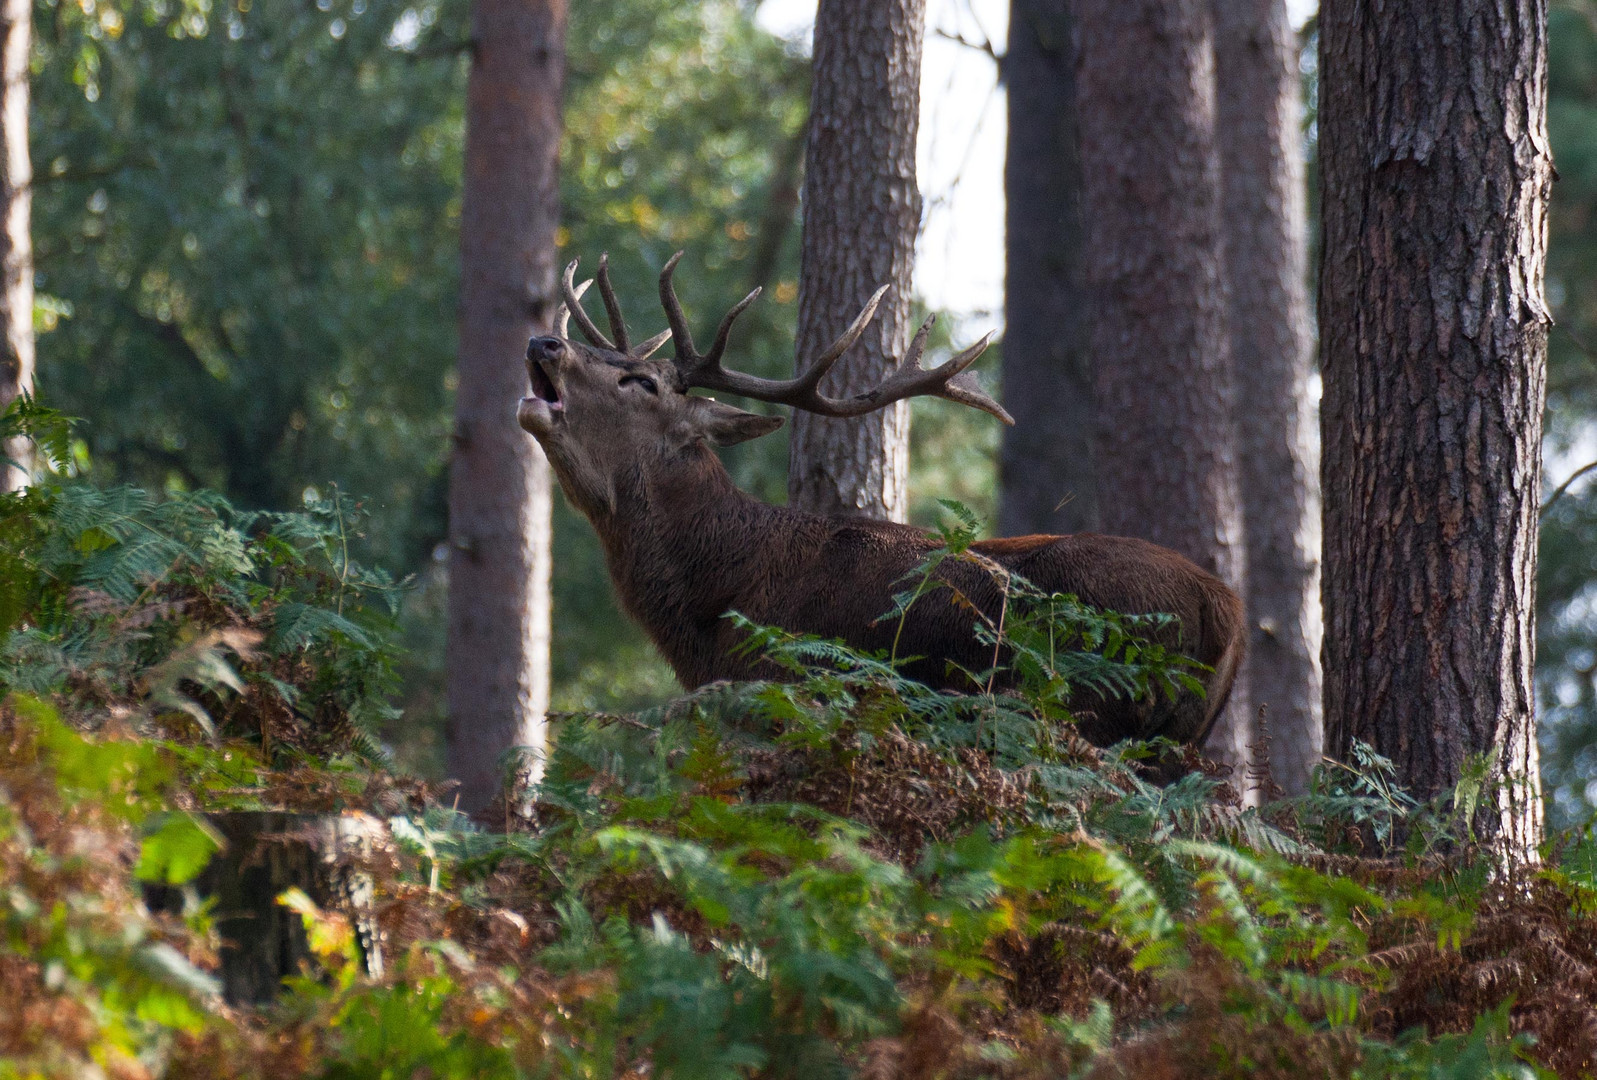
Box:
[30,0,817,722]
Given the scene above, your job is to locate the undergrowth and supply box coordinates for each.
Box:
[0,399,1592,1079]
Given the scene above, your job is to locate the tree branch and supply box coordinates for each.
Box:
[933,27,1003,65]
[1542,458,1597,517]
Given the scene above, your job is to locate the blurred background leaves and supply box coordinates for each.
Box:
[28,0,1001,777]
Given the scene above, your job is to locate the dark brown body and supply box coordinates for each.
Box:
[518,272,1246,750]
[589,443,1244,747]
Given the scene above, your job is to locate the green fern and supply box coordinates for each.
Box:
[0,447,406,761]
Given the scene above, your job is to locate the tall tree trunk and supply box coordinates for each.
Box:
[998,0,1097,537]
[446,0,564,814]
[1319,0,1549,851]
[0,0,30,492]
[1214,0,1321,794]
[788,0,925,523]
[1074,0,1251,766]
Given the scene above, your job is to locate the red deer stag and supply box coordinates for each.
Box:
[516,254,1244,748]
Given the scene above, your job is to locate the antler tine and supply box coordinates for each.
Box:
[596,253,631,353]
[793,283,891,392]
[657,252,699,367]
[940,370,1014,424]
[658,250,762,373]
[554,277,591,340]
[561,259,616,350]
[631,327,673,360]
[702,287,762,367]
[853,327,1013,424]
[897,311,937,379]
[653,257,1009,426]
[673,283,889,401]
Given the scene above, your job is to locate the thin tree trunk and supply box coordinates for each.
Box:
[1319,0,1549,851]
[0,0,30,491]
[1214,0,1321,794]
[1074,0,1251,766]
[788,0,925,523]
[998,0,1097,537]
[446,0,564,814]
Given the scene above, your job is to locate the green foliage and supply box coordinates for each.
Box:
[1,473,1587,1076]
[33,0,466,561]
[135,810,224,885]
[496,603,1543,1074]
[0,696,223,1075]
[1355,1005,1549,1080]
[0,398,405,760]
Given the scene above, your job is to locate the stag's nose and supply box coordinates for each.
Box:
[527,336,565,363]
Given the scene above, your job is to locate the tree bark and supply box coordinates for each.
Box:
[0,0,30,491]
[1074,0,1251,766]
[998,0,1097,537]
[1319,0,1549,851]
[788,0,925,523]
[1214,0,1321,794]
[446,0,564,814]
[143,813,385,1005]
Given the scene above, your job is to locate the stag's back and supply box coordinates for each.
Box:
[971,533,1244,745]
[696,513,1243,748]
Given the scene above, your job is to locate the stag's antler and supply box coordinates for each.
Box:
[554,277,590,340]
[657,251,1013,424]
[558,256,672,359]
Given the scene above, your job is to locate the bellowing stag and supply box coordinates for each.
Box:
[516,254,1244,748]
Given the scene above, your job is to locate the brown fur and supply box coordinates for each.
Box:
[518,333,1245,748]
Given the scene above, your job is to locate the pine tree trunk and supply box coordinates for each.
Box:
[998,0,1097,537]
[1214,0,1321,794]
[788,0,925,523]
[1319,0,1549,851]
[1074,0,1251,765]
[0,0,30,491]
[446,0,564,814]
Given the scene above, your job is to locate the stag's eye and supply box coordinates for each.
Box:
[620,374,658,395]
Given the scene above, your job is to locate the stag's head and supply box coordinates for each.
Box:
[518,252,1012,517]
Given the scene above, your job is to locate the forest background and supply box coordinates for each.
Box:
[25,0,1597,826]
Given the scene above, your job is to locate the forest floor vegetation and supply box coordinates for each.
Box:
[1,402,1595,1079]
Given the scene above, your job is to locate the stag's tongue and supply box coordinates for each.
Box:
[528,361,563,411]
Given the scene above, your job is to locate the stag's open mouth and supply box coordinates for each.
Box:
[518,360,566,435]
[527,361,563,411]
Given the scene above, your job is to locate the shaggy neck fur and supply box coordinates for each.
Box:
[580,441,820,683]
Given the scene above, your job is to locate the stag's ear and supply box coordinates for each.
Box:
[688,397,785,446]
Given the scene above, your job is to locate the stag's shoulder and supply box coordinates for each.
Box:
[825,516,943,556]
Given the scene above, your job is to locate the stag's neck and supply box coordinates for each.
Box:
[598,445,782,551]
[587,444,815,681]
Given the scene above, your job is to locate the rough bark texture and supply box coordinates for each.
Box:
[1319,0,1549,850]
[144,814,384,1005]
[1074,0,1251,766]
[1214,0,1322,794]
[0,0,30,491]
[446,0,564,813]
[788,0,925,522]
[998,0,1098,537]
